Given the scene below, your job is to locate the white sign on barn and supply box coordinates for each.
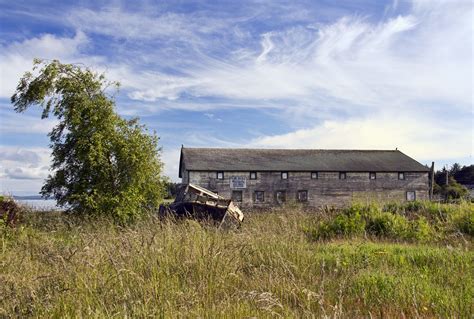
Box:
[230,176,246,189]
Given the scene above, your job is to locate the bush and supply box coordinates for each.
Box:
[314,212,365,239]
[409,217,432,241]
[310,203,435,242]
[366,212,410,239]
[434,177,469,201]
[403,201,424,212]
[0,197,22,227]
[382,202,400,214]
[452,211,474,236]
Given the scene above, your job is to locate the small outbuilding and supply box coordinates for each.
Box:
[179,147,430,208]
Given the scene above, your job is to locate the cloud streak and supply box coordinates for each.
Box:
[0,31,104,98]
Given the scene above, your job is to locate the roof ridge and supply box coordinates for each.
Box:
[182,147,400,152]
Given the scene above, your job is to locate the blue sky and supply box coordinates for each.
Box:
[0,0,472,195]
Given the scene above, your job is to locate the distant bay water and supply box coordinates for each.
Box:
[13,197,60,211]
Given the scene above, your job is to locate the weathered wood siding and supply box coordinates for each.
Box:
[186,171,429,208]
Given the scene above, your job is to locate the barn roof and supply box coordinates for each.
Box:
[179,147,429,177]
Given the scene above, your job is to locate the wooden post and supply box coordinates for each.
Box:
[445,166,449,185]
[444,165,449,202]
[429,162,435,200]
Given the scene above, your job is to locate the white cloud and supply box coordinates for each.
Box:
[0,31,92,98]
[107,65,201,101]
[0,148,42,165]
[251,110,473,164]
[0,146,51,193]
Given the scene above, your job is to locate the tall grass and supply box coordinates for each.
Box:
[1,202,473,318]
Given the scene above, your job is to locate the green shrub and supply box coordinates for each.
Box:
[403,201,424,212]
[408,217,432,241]
[311,203,436,242]
[366,212,410,239]
[382,202,400,214]
[452,211,474,236]
[311,212,365,239]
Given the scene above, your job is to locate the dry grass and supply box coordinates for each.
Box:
[1,204,473,318]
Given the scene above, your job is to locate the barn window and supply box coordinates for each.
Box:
[250,172,257,180]
[232,190,242,202]
[297,190,308,202]
[339,172,346,180]
[370,172,376,180]
[254,191,265,203]
[311,172,318,179]
[276,191,286,203]
[398,172,405,180]
[281,172,288,179]
[406,191,416,201]
[216,171,224,180]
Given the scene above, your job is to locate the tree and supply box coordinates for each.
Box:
[11,59,165,222]
[449,163,462,176]
[434,167,448,186]
[453,165,474,185]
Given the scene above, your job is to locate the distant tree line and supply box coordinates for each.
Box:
[164,181,181,199]
[433,164,473,200]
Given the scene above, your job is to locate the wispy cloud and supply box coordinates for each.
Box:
[0,31,99,98]
[90,0,471,120]
[67,8,231,41]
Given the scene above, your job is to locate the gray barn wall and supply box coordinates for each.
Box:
[186,171,429,208]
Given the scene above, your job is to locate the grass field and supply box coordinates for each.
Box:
[1,201,473,318]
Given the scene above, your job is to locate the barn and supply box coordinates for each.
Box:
[178,147,431,208]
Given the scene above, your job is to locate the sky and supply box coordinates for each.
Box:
[0,0,472,196]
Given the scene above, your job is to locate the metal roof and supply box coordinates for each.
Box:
[179,147,429,177]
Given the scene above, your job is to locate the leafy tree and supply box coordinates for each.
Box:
[434,168,448,186]
[11,59,165,222]
[433,176,469,201]
[164,181,181,199]
[449,163,462,176]
[453,165,474,185]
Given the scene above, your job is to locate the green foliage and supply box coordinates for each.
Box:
[315,205,472,245]
[434,164,472,201]
[315,211,365,239]
[409,217,432,241]
[451,210,474,236]
[365,211,411,238]
[442,177,469,200]
[403,200,424,212]
[308,201,474,241]
[11,60,165,222]
[163,180,180,199]
[453,164,474,185]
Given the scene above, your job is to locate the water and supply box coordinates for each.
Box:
[16,199,59,211]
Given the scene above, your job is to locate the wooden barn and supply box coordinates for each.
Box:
[178,147,430,208]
